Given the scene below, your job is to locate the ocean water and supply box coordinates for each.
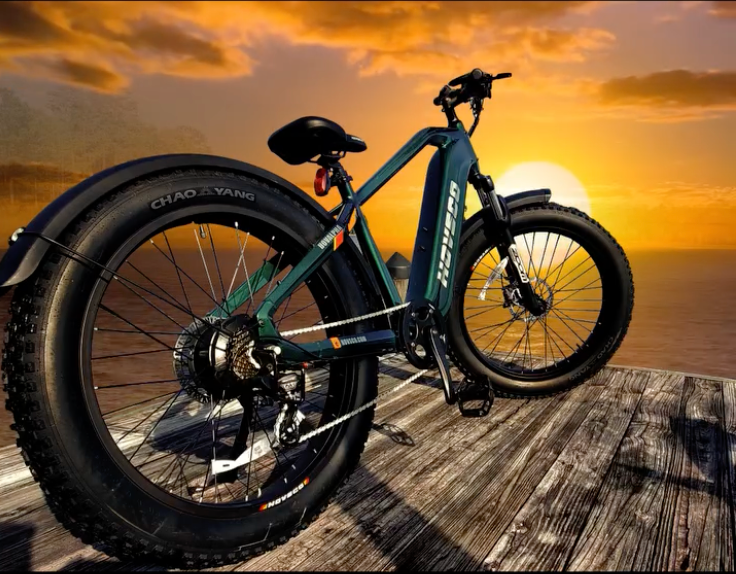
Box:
[1,248,735,447]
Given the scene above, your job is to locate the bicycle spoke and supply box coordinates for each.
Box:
[99,305,175,351]
[234,224,256,314]
[543,314,565,362]
[551,253,591,286]
[470,318,515,335]
[546,241,580,287]
[544,320,577,353]
[101,390,179,417]
[163,231,193,314]
[95,378,181,390]
[554,277,603,306]
[92,347,185,361]
[126,390,183,463]
[552,308,598,330]
[464,304,504,320]
[206,223,227,302]
[194,225,217,302]
[94,327,181,335]
[483,318,517,354]
[538,232,551,279]
[149,238,232,318]
[266,251,285,296]
[549,308,586,345]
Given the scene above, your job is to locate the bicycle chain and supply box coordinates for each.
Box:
[277,301,431,443]
[297,367,429,443]
[279,302,409,338]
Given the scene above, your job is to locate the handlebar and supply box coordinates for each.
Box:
[433,68,512,109]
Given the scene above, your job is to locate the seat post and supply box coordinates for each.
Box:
[319,155,355,203]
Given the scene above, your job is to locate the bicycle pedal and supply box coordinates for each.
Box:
[456,378,494,418]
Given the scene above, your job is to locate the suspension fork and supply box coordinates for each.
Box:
[469,167,546,316]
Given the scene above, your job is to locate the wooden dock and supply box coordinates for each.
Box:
[1,356,734,571]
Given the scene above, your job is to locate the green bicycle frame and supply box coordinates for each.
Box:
[208,122,479,364]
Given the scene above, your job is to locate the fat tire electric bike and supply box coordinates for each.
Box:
[0,69,633,568]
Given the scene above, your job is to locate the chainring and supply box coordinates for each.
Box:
[400,299,446,369]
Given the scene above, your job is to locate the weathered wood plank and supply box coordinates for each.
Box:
[236,371,522,571]
[0,363,733,572]
[4,364,436,572]
[720,380,736,572]
[567,373,734,571]
[653,377,733,571]
[374,369,610,571]
[482,367,651,571]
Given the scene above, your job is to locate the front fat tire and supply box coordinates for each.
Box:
[2,170,378,568]
[448,204,634,398]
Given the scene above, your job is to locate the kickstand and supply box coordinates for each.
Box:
[427,326,457,405]
[218,394,252,483]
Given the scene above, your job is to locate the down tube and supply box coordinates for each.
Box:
[407,138,477,316]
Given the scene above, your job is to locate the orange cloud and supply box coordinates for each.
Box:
[0,1,613,92]
[39,58,128,91]
[597,69,736,111]
[0,1,254,91]
[709,1,736,18]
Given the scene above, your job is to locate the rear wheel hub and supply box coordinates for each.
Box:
[173,314,258,402]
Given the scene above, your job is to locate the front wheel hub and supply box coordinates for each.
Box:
[503,277,553,322]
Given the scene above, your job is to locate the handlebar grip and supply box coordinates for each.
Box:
[434,85,465,106]
[449,68,484,87]
[493,72,512,80]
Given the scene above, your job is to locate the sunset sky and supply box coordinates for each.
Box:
[1,0,735,252]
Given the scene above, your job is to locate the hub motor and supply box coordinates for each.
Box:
[173,314,258,403]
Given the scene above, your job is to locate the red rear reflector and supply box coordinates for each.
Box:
[314,168,331,197]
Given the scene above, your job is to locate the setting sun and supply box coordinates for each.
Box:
[494,162,592,217]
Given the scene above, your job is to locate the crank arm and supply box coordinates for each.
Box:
[427,326,456,405]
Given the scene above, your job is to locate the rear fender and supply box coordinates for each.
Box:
[0,154,384,312]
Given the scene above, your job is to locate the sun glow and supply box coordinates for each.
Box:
[494,162,592,216]
[465,162,592,218]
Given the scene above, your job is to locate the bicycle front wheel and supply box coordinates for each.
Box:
[448,203,634,397]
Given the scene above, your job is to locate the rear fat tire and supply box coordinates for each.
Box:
[447,204,634,398]
[2,170,378,568]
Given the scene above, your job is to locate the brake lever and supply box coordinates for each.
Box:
[433,84,452,106]
[468,97,484,138]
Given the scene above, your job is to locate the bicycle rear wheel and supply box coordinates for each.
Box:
[3,170,377,568]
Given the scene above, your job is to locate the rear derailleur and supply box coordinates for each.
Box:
[400,299,493,417]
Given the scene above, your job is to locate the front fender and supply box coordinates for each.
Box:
[0,155,374,299]
[462,188,551,237]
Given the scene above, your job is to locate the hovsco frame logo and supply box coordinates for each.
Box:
[317,225,343,250]
[150,187,256,210]
[436,180,460,288]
